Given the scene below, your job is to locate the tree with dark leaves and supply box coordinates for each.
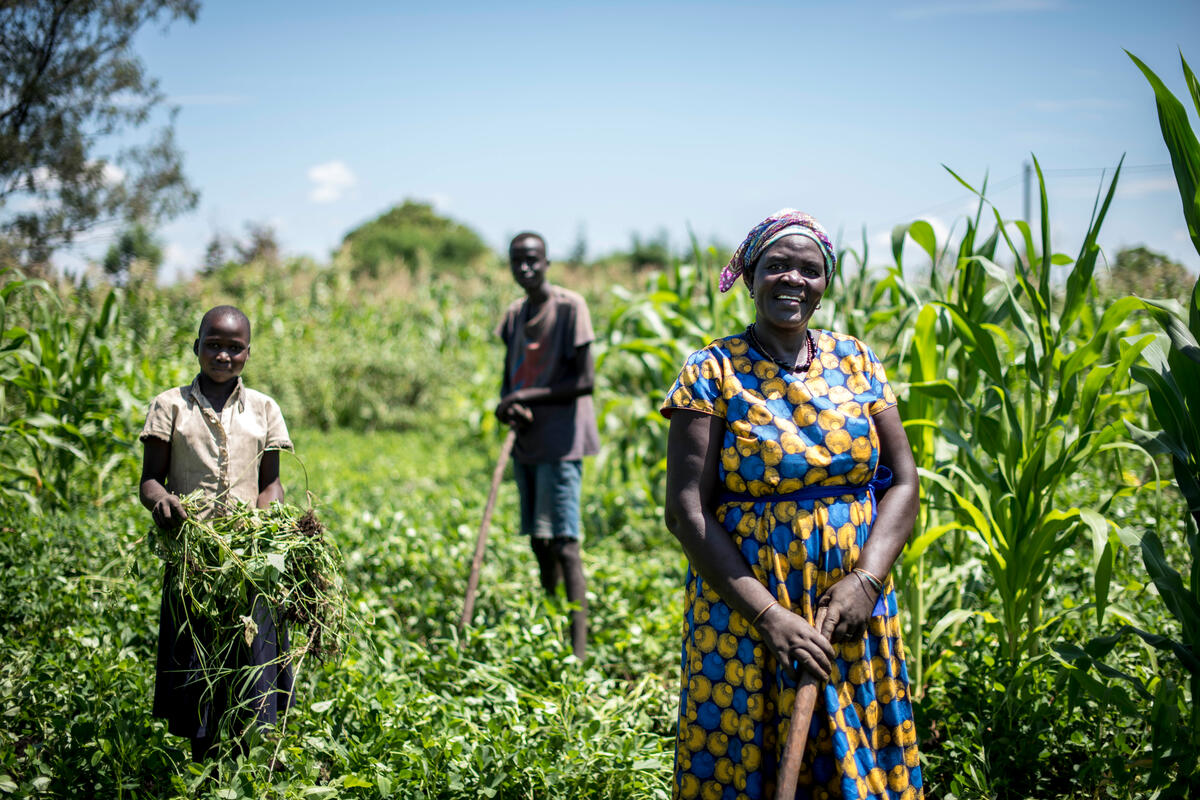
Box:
[102,221,161,279]
[0,0,200,266]
[1106,244,1195,302]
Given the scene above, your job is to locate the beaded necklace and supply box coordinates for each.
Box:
[745,324,816,372]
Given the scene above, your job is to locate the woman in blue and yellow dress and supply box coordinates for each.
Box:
[661,210,923,800]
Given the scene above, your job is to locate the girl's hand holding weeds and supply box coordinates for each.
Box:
[152,494,187,529]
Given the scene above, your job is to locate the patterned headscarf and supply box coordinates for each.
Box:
[719,209,837,292]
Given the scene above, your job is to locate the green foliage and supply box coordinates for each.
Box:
[0,269,187,511]
[104,222,164,279]
[0,505,177,798]
[627,230,672,271]
[595,238,749,501]
[920,624,1155,800]
[0,208,1185,797]
[1129,286,1200,529]
[1049,52,1200,798]
[5,56,1200,793]
[905,157,1148,667]
[1128,50,1200,259]
[341,200,488,278]
[0,426,678,798]
[1104,245,1195,303]
[248,268,505,433]
[0,0,200,264]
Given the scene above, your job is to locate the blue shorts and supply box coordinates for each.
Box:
[512,460,583,540]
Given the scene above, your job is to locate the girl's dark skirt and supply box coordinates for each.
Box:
[153,566,294,741]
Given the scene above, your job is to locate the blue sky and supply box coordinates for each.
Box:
[97,0,1200,280]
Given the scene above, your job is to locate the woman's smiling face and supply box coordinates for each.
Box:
[750,234,828,334]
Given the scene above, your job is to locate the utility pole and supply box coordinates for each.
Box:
[1022,160,1032,223]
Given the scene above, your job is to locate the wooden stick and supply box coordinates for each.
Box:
[774,607,829,800]
[458,428,517,632]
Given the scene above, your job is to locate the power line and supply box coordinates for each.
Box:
[896,163,1173,228]
[847,162,1177,250]
[895,173,1023,225]
[1040,163,1171,176]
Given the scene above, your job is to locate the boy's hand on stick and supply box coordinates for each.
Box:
[510,403,533,428]
[496,398,533,428]
[152,494,188,529]
[496,391,525,418]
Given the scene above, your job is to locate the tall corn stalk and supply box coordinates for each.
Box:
[910,157,1150,665]
[595,239,747,501]
[0,271,167,510]
[1057,51,1200,794]
[886,194,1007,694]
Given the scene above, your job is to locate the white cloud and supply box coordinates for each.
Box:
[869,228,892,255]
[307,160,356,204]
[895,0,1061,19]
[102,163,125,185]
[430,193,453,213]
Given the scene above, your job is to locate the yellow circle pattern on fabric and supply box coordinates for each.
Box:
[663,331,923,800]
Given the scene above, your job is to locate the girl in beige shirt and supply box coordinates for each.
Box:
[138,305,293,761]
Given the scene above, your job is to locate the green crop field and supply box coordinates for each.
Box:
[2,53,1200,800]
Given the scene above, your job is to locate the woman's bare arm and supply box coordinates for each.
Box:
[664,409,834,680]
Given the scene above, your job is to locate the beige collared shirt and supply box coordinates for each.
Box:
[140,376,293,515]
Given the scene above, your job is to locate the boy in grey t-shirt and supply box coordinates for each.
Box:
[496,232,599,659]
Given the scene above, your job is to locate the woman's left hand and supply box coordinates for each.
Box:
[816,572,880,643]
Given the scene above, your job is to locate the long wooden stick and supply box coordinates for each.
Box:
[775,608,829,800]
[458,428,517,632]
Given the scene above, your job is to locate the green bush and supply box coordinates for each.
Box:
[341,201,489,279]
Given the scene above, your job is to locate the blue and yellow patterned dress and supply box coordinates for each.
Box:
[661,329,923,800]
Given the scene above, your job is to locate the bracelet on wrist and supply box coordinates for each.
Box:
[852,567,884,593]
[750,599,779,628]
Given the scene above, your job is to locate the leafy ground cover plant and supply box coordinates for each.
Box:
[2,423,682,799]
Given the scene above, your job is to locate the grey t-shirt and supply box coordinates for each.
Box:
[497,285,601,463]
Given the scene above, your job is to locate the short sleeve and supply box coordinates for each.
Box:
[140,393,175,443]
[264,398,294,451]
[571,295,595,349]
[660,348,727,419]
[865,345,898,415]
[494,309,512,344]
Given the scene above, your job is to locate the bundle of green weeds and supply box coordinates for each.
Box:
[151,492,349,664]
